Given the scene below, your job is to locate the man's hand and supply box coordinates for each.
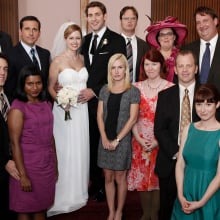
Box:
[78,88,96,103]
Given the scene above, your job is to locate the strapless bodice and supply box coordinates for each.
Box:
[58,67,88,90]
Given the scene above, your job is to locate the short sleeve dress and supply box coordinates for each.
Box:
[127,80,173,191]
[97,85,140,171]
[9,99,57,213]
[171,123,220,220]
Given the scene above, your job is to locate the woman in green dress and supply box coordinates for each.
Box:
[171,84,220,220]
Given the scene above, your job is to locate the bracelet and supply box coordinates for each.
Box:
[115,137,120,143]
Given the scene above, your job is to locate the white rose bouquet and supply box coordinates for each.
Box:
[56,86,79,121]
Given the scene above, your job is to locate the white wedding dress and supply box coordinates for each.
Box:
[47,67,90,217]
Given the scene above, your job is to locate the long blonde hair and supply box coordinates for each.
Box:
[107,53,131,91]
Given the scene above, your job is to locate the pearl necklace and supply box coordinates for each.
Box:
[147,79,163,91]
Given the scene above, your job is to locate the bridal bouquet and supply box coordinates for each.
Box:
[56,86,79,121]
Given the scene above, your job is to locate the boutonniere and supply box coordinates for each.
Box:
[101,38,108,48]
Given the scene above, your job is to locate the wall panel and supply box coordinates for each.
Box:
[151,0,220,44]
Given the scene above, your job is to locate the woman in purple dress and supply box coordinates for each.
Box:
[8,65,58,220]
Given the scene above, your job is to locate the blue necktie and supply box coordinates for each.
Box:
[31,48,40,70]
[200,42,210,84]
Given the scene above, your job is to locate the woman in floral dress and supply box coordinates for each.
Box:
[127,49,174,220]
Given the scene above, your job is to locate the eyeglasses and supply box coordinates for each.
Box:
[122,17,137,22]
[158,32,174,38]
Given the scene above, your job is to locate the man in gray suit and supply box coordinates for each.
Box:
[120,6,150,82]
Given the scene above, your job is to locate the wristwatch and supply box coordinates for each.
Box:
[116,137,120,143]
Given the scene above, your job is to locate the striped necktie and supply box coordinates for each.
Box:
[0,93,9,121]
[126,38,133,82]
[30,48,40,70]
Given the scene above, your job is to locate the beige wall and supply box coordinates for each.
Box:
[18,0,151,51]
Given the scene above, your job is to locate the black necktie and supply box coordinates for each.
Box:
[90,34,98,55]
[126,38,133,82]
[200,42,210,84]
[0,93,9,121]
[30,48,40,69]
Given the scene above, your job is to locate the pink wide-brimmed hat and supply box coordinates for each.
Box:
[146,16,188,48]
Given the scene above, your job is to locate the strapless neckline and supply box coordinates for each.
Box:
[61,67,86,73]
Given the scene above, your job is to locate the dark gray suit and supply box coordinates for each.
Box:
[0,31,12,54]
[5,42,50,102]
[135,37,150,81]
[154,84,200,220]
[81,28,126,190]
[0,113,16,219]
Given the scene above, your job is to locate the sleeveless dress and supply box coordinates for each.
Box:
[47,68,90,217]
[9,100,56,212]
[127,81,173,191]
[171,123,220,220]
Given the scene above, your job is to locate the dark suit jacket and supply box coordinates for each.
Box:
[0,31,12,54]
[183,37,220,93]
[154,84,200,178]
[0,113,10,177]
[5,42,50,102]
[135,37,150,81]
[81,28,126,114]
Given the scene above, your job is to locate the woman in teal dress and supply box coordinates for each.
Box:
[171,84,220,220]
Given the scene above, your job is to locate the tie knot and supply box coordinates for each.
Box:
[93,34,98,40]
[185,88,189,95]
[127,37,131,43]
[206,42,210,47]
[30,48,35,55]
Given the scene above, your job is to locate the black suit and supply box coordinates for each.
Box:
[0,31,12,54]
[5,42,50,103]
[81,28,126,191]
[0,113,16,219]
[154,84,200,220]
[183,37,220,121]
[135,37,150,81]
[183,37,220,93]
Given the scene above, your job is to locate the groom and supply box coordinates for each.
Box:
[80,1,126,202]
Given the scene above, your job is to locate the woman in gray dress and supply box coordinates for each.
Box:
[97,53,140,220]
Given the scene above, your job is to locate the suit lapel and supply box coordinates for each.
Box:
[209,36,220,81]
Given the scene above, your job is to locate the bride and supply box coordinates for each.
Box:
[47,22,90,217]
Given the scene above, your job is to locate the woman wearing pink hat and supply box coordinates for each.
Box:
[146,16,187,83]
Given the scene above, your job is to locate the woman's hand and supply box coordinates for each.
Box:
[5,160,20,180]
[140,137,158,152]
[20,175,32,192]
[182,200,203,214]
[102,137,112,150]
[110,139,119,151]
[178,195,191,214]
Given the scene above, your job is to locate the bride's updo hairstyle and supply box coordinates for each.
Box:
[194,84,220,104]
[64,24,82,40]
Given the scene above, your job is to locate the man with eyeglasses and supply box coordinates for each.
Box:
[120,6,150,83]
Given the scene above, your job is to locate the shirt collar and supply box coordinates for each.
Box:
[179,81,196,95]
[93,26,107,39]
[200,33,218,46]
[20,40,36,54]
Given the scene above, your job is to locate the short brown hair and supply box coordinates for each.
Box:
[85,1,107,17]
[119,6,138,20]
